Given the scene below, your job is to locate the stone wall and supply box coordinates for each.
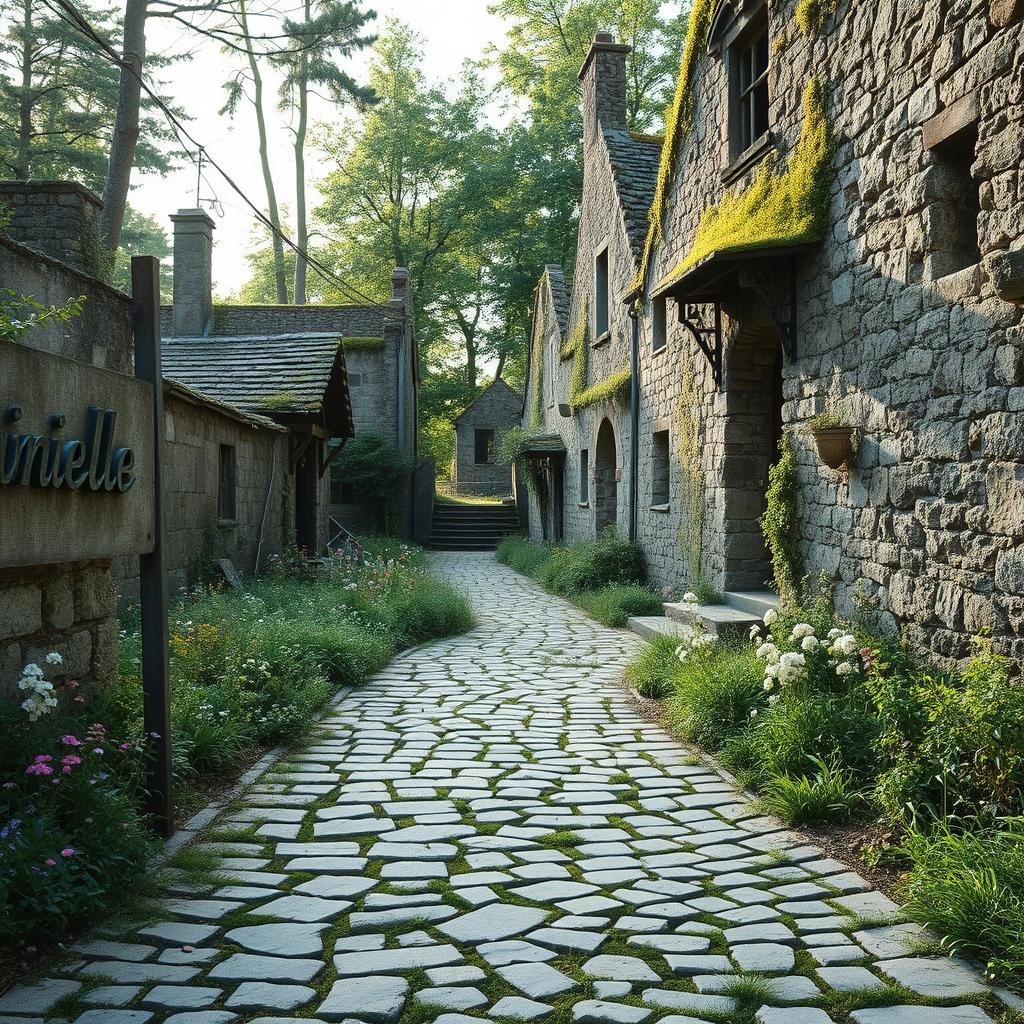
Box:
[0,561,118,698]
[0,181,103,277]
[160,304,387,339]
[454,381,521,494]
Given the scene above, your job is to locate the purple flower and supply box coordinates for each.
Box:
[61,735,82,747]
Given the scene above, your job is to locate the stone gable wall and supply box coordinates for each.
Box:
[641,0,1024,660]
[454,383,521,494]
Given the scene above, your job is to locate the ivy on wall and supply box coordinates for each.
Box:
[559,297,631,413]
[656,78,833,291]
[676,365,708,591]
[528,298,546,429]
[760,430,802,606]
[572,366,632,412]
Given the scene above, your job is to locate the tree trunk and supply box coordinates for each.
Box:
[240,0,288,303]
[100,0,148,257]
[16,0,33,179]
[292,0,310,305]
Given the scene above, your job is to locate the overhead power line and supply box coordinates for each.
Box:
[41,0,404,322]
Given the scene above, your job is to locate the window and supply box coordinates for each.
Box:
[595,246,610,338]
[474,429,495,465]
[927,125,981,277]
[731,22,769,158]
[652,430,670,507]
[348,373,362,387]
[652,296,668,352]
[218,444,236,521]
[579,449,590,504]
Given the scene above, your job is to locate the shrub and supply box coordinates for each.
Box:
[625,634,680,699]
[575,585,662,628]
[495,534,550,577]
[866,641,1024,825]
[665,639,764,749]
[388,575,476,643]
[759,757,865,825]
[331,434,412,531]
[539,531,647,595]
[901,821,1024,983]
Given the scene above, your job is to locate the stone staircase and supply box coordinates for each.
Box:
[629,589,780,642]
[429,502,521,552]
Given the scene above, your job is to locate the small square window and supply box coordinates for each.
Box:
[926,125,981,277]
[474,429,495,465]
[218,444,237,521]
[652,297,668,352]
[652,430,670,506]
[579,449,590,504]
[595,247,610,338]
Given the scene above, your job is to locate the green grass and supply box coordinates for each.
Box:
[758,756,866,825]
[574,585,662,627]
[901,822,1024,984]
[624,633,680,699]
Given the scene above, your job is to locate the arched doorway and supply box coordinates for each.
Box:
[594,418,618,535]
[717,298,785,591]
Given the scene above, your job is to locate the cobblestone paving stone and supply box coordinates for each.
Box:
[4,554,1022,1024]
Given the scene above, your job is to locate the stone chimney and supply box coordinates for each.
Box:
[0,181,103,276]
[579,32,631,148]
[170,208,215,337]
[391,267,412,316]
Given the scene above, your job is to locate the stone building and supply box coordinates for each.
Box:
[160,210,419,542]
[452,378,522,496]
[523,4,1024,663]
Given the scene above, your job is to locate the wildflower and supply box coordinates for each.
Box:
[749,624,761,640]
[778,651,807,685]
[861,647,875,671]
[749,708,759,718]
[801,635,820,653]
[2,782,14,790]
[45,652,63,666]
[767,694,779,705]
[763,679,774,692]
[682,592,699,604]
[756,642,780,665]
[61,735,81,747]
[830,634,859,657]
[25,763,53,776]
[763,608,779,625]
[60,848,75,857]
[92,748,104,755]
[61,755,81,767]
[836,661,857,677]
[827,627,843,640]
[45,858,56,867]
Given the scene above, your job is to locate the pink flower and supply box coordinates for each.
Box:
[92,748,104,755]
[33,755,53,764]
[60,848,75,857]
[61,735,81,747]
[45,858,56,867]
[26,763,53,776]
[74,696,85,704]
[61,755,82,767]
[118,743,130,752]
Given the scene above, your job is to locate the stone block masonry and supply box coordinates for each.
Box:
[0,560,119,697]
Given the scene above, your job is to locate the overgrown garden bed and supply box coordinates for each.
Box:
[625,595,1024,986]
[495,532,662,627]
[0,539,473,968]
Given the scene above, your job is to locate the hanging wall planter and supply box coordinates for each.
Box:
[810,425,856,470]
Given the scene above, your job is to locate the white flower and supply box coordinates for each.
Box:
[45,652,63,666]
[749,708,758,718]
[764,663,780,679]
[828,627,843,640]
[749,624,762,640]
[801,635,820,653]
[21,663,44,679]
[790,623,815,640]
[763,608,779,625]
[777,651,807,685]
[767,694,779,705]
[756,642,780,665]
[831,634,858,657]
[836,661,857,677]
[682,592,699,604]
[763,679,775,692]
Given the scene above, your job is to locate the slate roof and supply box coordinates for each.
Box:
[161,332,355,438]
[545,265,571,338]
[453,378,523,425]
[603,128,662,261]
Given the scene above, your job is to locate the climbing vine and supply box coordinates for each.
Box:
[572,366,632,412]
[760,431,802,607]
[676,365,707,590]
[633,0,716,293]
[529,298,546,429]
[0,290,85,344]
[559,297,631,413]
[656,78,833,291]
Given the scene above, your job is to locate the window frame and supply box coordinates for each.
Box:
[474,428,495,465]
[651,429,670,509]
[652,296,668,353]
[218,443,237,522]
[594,245,610,340]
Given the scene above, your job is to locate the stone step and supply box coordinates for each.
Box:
[663,601,762,636]
[723,590,780,618]
[627,616,686,641]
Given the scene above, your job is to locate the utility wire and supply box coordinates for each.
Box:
[42,0,404,322]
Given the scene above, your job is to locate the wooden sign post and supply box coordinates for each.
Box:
[131,256,174,837]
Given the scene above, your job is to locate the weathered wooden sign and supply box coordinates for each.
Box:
[0,343,155,567]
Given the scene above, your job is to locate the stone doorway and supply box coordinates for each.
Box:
[594,418,618,535]
[718,301,785,591]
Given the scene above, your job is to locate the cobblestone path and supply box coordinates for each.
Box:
[3,554,1019,1024]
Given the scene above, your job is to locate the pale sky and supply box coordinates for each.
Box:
[133,1,509,297]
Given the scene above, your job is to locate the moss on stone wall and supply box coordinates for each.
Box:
[529,299,546,429]
[676,364,707,589]
[795,0,838,34]
[633,0,716,293]
[572,366,632,412]
[655,78,832,292]
[761,430,802,606]
[343,336,385,352]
